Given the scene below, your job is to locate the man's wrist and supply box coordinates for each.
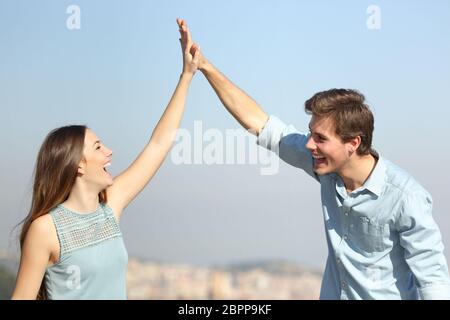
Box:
[199,58,212,74]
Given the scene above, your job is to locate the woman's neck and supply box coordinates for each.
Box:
[62,182,101,213]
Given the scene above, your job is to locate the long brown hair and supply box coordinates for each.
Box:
[18,125,107,299]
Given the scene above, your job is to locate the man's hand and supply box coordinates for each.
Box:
[176,18,268,134]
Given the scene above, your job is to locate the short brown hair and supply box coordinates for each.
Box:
[305,89,374,155]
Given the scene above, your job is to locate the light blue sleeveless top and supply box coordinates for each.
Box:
[44,203,128,299]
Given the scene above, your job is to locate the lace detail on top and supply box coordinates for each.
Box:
[50,203,122,258]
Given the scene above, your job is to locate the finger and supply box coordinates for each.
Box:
[178,39,185,55]
[179,26,190,47]
[182,25,193,48]
[190,43,198,56]
[185,42,194,55]
[184,41,193,54]
[191,43,200,58]
[185,26,192,44]
[179,27,188,50]
[178,29,184,44]
[193,46,201,64]
[177,19,185,39]
[178,21,184,36]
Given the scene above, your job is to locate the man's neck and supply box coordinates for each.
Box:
[338,153,378,194]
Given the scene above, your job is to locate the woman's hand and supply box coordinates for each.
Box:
[177,18,201,76]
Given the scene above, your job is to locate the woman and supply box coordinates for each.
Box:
[11,19,200,299]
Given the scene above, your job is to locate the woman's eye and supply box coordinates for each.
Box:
[96,146,101,150]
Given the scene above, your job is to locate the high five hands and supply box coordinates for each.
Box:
[177,18,205,75]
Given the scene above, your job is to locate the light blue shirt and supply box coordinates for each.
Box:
[257,115,450,300]
[45,203,128,299]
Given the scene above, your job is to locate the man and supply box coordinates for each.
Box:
[177,19,450,299]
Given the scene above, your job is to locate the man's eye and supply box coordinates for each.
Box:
[314,135,325,142]
[96,146,101,150]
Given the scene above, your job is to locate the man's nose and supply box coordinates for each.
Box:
[305,135,315,151]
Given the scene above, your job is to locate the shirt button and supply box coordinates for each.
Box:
[344,212,349,216]
[350,224,354,228]
[343,235,348,240]
[337,258,341,263]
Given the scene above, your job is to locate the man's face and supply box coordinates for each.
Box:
[305,115,355,175]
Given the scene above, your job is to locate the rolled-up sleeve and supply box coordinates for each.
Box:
[257,115,318,181]
[397,190,450,300]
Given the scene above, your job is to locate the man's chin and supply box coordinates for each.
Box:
[313,166,330,175]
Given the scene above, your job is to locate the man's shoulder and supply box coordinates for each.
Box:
[382,157,430,199]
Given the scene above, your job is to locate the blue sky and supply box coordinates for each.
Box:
[1,0,450,269]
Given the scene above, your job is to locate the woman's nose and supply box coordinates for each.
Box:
[105,147,113,157]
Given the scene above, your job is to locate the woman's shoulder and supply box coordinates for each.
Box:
[27,214,59,258]
[29,214,54,236]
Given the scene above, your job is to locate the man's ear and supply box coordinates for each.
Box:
[348,136,361,156]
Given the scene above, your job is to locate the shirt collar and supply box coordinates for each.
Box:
[334,151,387,199]
[358,152,386,197]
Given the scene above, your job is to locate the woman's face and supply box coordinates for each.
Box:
[79,129,113,189]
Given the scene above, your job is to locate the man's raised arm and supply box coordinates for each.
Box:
[177,19,269,135]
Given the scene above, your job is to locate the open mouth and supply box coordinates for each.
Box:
[312,154,327,165]
[103,162,111,173]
